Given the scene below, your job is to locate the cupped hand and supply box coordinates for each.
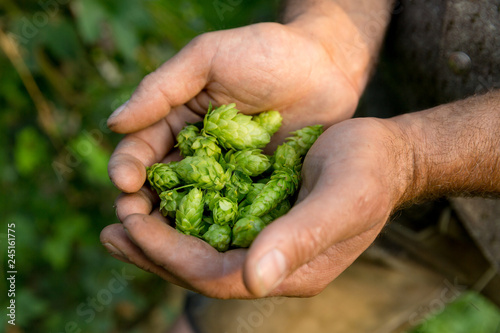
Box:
[107,22,360,195]
[101,117,415,298]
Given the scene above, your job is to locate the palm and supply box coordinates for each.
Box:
[102,118,407,298]
[188,23,359,144]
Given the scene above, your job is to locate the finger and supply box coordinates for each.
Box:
[107,34,216,133]
[122,214,254,299]
[243,172,390,297]
[108,106,202,193]
[100,224,190,288]
[114,186,157,222]
[272,223,384,297]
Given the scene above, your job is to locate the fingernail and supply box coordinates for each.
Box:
[103,242,124,257]
[109,101,129,121]
[256,249,287,296]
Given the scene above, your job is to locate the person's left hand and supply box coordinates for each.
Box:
[101,116,415,298]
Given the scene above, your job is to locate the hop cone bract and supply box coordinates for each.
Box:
[204,104,270,150]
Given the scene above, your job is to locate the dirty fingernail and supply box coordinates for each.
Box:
[103,242,124,257]
[256,249,287,296]
[108,101,129,122]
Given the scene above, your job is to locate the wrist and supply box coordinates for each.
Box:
[283,1,393,95]
[391,91,500,205]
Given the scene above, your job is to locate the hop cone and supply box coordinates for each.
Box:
[239,182,265,207]
[176,124,200,157]
[192,135,222,160]
[245,168,300,217]
[261,199,292,225]
[204,190,221,211]
[273,143,301,170]
[225,149,271,177]
[175,156,230,191]
[159,189,186,219]
[253,110,282,136]
[224,170,253,203]
[175,187,205,237]
[232,216,266,247]
[286,125,323,157]
[147,162,181,194]
[203,104,270,150]
[212,197,238,226]
[203,224,231,252]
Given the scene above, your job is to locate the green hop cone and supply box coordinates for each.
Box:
[268,199,291,219]
[273,143,301,170]
[252,110,282,136]
[192,135,222,160]
[159,189,186,219]
[175,187,205,237]
[204,190,222,211]
[212,197,238,226]
[239,182,265,208]
[286,125,323,157]
[203,104,270,150]
[147,162,181,194]
[245,168,300,217]
[225,149,271,177]
[203,224,231,252]
[224,170,253,203]
[232,216,266,248]
[176,124,200,157]
[175,156,230,191]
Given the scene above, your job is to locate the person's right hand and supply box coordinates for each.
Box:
[107,22,362,195]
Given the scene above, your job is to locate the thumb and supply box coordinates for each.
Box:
[107,34,215,133]
[242,177,387,297]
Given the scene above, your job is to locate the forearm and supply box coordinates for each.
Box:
[282,0,395,93]
[395,90,500,205]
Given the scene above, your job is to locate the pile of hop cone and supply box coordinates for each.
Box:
[146,103,323,252]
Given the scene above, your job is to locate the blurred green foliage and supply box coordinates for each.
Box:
[410,292,500,333]
[0,0,278,331]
